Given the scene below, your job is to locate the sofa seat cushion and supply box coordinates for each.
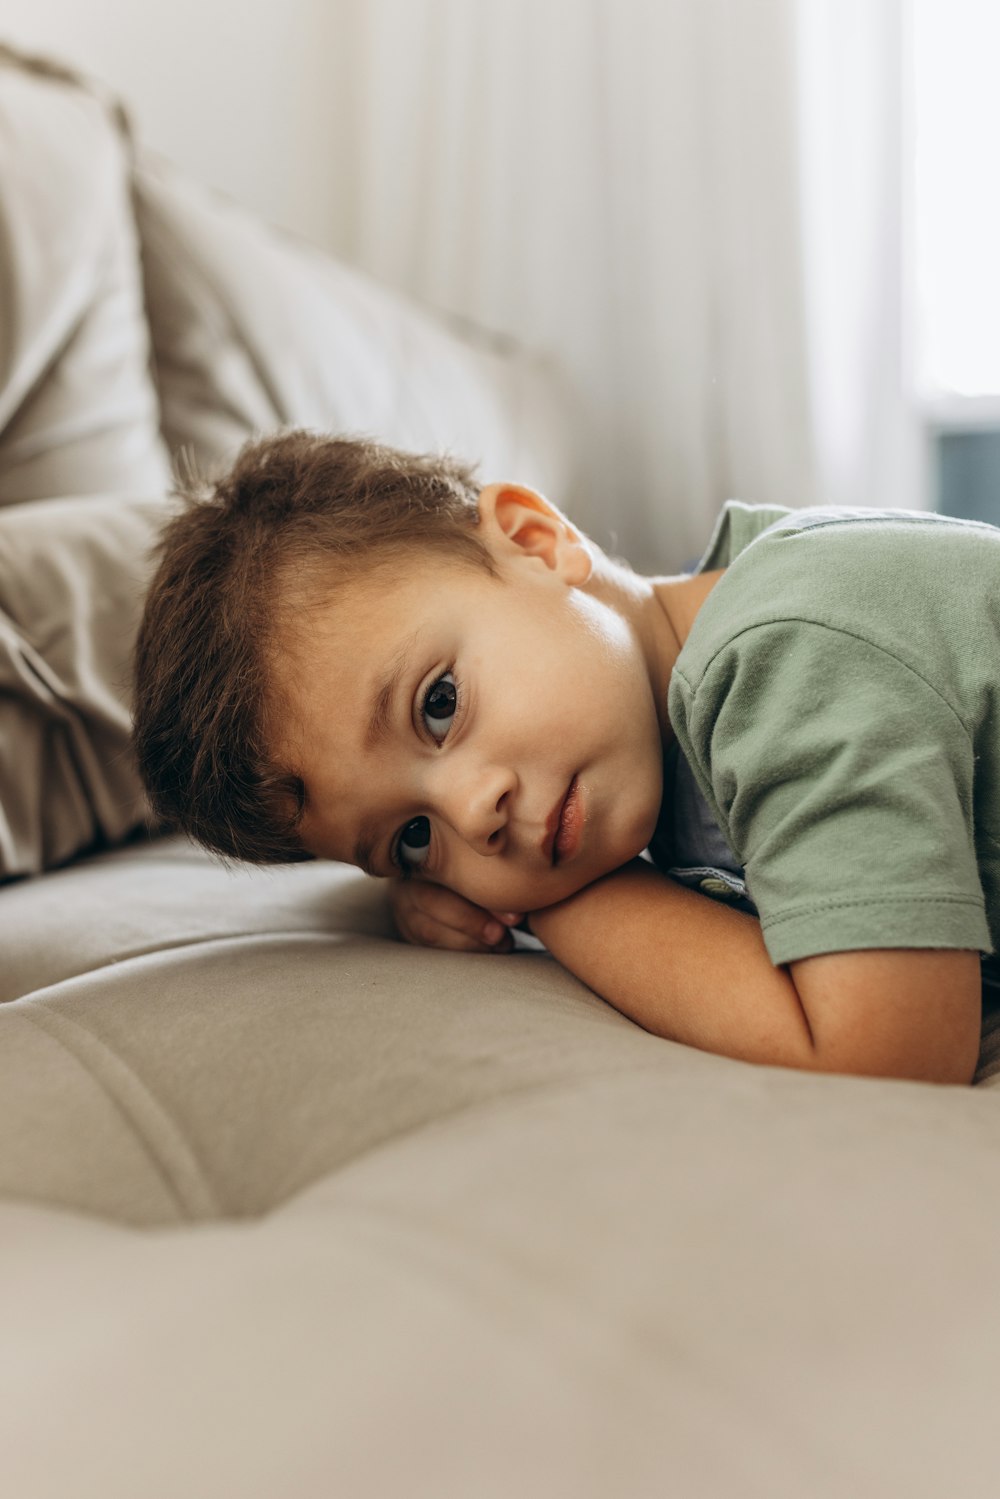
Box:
[3,833,1000,1223]
[0,836,648,1224]
[0,835,393,1002]
[4,902,1000,1492]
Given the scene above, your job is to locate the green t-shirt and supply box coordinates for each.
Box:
[663,500,1000,971]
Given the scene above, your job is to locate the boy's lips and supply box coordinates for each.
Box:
[543,775,582,866]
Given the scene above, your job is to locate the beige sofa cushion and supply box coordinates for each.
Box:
[0,50,171,505]
[134,151,573,496]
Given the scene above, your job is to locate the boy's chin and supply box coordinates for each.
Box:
[494,854,644,915]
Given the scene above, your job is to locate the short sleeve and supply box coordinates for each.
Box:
[673,620,993,967]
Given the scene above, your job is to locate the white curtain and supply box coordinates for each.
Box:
[796,0,925,516]
[327,0,919,571]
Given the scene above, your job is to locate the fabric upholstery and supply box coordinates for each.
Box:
[3,836,1000,1496]
[0,50,171,505]
[0,494,170,877]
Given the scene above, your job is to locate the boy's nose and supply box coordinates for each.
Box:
[439,764,515,855]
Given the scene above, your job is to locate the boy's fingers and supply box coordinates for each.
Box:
[409,916,514,953]
[410,887,501,943]
[395,883,518,952]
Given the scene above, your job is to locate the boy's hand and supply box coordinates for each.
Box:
[388,877,524,954]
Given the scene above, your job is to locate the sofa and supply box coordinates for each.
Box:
[4,45,1000,1499]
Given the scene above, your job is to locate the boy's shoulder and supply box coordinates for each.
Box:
[693,497,1000,577]
[679,500,1000,691]
[664,500,1000,977]
[693,499,797,573]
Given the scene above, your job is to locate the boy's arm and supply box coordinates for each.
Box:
[527,859,981,1084]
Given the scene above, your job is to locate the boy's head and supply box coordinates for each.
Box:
[134,429,668,912]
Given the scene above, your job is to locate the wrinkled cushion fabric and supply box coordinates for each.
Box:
[0,52,171,505]
[134,151,574,494]
[0,494,171,876]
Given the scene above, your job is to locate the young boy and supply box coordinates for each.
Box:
[133,428,998,1086]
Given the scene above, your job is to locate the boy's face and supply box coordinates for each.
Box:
[271,485,668,913]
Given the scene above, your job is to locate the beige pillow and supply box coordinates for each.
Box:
[133,151,573,495]
[0,493,171,877]
[0,48,171,506]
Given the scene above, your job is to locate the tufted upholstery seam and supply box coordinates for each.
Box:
[14,1003,222,1221]
[2,926,363,1006]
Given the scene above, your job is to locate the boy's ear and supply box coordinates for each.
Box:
[476,482,592,585]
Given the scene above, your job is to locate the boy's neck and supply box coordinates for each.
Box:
[656,568,726,652]
[652,570,726,736]
[587,554,726,747]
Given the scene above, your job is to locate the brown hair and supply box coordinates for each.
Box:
[133,428,495,864]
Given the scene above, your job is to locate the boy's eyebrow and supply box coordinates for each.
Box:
[364,630,421,751]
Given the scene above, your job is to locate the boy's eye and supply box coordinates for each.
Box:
[396,816,431,872]
[393,673,458,873]
[421,672,458,741]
